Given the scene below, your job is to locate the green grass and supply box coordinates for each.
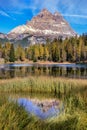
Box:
[0,76,87,94]
[0,76,87,130]
[0,95,87,130]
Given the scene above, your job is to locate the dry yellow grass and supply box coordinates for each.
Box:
[0,76,87,93]
[0,76,87,85]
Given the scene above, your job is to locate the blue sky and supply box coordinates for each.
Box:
[0,0,87,34]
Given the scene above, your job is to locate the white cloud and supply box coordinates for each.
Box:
[0,10,16,20]
[0,0,87,22]
[0,10,10,17]
[38,0,60,12]
[63,14,87,19]
[8,0,60,13]
[10,0,30,9]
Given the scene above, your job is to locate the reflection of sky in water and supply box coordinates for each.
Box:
[8,64,32,67]
[18,98,64,119]
[0,63,87,69]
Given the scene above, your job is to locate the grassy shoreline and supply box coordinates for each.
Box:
[0,76,87,130]
[0,76,87,93]
[1,60,87,66]
[0,60,76,65]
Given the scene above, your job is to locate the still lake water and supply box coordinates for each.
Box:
[8,93,64,119]
[0,63,87,79]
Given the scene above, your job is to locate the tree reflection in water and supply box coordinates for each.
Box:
[0,63,87,79]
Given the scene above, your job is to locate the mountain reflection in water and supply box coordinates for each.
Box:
[18,98,64,119]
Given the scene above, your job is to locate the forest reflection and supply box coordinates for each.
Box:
[0,64,87,79]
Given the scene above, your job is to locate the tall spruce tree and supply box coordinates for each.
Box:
[9,44,15,62]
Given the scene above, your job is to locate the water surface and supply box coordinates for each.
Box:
[8,93,64,119]
[0,63,87,79]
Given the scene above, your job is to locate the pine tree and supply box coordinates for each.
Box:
[9,44,15,62]
[39,44,44,60]
[3,42,11,62]
[0,43,2,58]
[43,46,49,61]
[15,44,25,61]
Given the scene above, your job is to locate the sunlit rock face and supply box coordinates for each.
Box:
[26,9,76,37]
[1,9,76,47]
[0,33,7,39]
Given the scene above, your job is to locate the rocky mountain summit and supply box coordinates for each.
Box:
[0,9,76,47]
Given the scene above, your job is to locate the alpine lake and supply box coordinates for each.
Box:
[0,63,87,130]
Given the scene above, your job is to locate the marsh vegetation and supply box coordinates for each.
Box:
[0,76,87,130]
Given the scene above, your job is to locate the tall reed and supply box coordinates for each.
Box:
[0,76,87,94]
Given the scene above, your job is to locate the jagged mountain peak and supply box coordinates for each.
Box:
[54,11,62,17]
[39,9,61,17]
[7,9,76,46]
[40,8,51,14]
[33,8,53,20]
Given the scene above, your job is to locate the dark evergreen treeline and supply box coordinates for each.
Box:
[0,34,87,63]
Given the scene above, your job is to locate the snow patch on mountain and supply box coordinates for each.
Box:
[9,25,29,34]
